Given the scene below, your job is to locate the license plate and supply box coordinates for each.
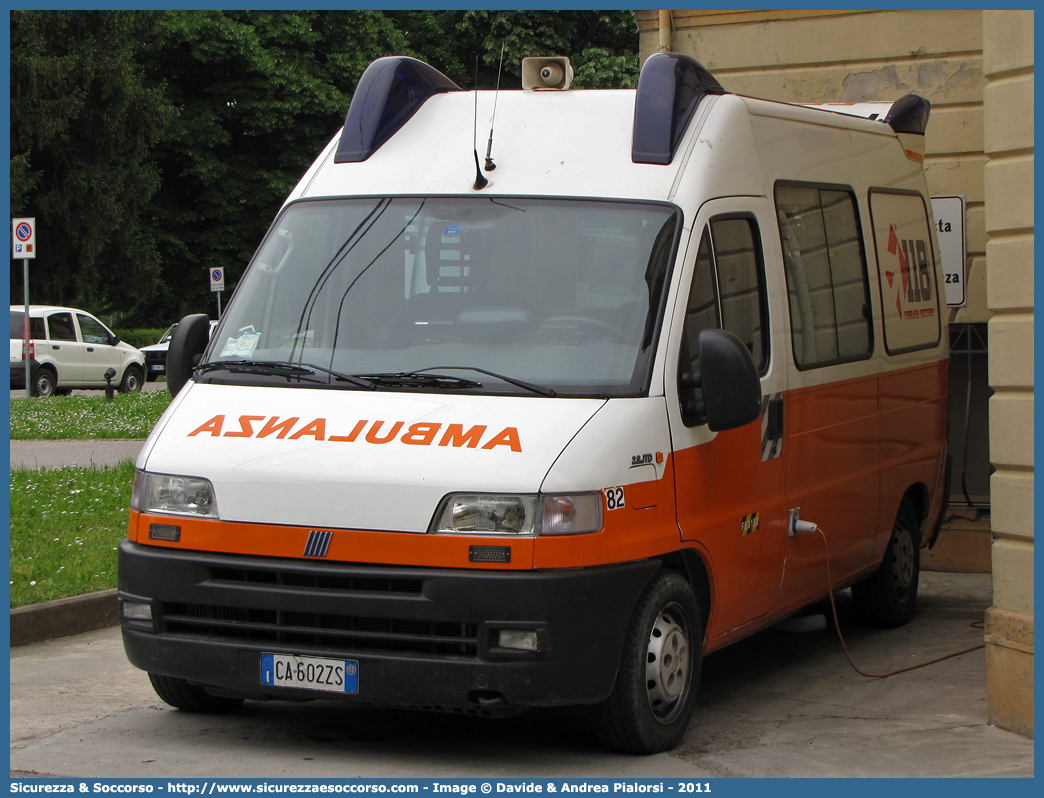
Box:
[149,364,163,371]
[260,653,358,695]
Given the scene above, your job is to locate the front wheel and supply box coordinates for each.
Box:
[852,497,921,627]
[595,569,702,754]
[148,673,244,712]
[119,365,144,393]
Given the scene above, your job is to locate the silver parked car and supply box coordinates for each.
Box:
[10,305,146,397]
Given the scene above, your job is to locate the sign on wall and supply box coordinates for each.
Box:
[930,195,966,308]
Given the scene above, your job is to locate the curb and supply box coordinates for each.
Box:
[10,589,118,647]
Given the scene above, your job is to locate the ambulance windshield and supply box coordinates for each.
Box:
[206,197,679,397]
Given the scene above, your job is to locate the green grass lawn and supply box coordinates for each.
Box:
[10,461,136,608]
[10,390,171,607]
[10,389,171,439]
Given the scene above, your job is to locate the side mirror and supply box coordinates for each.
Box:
[680,329,762,431]
[167,314,211,397]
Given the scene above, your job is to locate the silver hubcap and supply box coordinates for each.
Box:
[645,602,691,724]
[891,525,915,597]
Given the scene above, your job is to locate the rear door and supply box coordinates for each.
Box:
[43,311,85,383]
[667,197,787,640]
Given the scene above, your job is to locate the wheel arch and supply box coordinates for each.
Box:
[658,548,711,637]
[31,363,59,394]
[33,362,58,381]
[902,482,931,544]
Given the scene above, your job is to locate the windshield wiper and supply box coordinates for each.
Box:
[364,366,556,397]
[357,371,483,391]
[196,360,375,389]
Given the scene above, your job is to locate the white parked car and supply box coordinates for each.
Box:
[140,320,217,381]
[9,305,146,397]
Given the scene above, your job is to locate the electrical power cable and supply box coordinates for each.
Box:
[814,525,985,679]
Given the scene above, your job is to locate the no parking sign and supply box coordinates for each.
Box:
[210,267,225,292]
[12,217,36,259]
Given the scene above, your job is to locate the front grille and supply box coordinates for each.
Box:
[210,565,424,595]
[163,603,478,657]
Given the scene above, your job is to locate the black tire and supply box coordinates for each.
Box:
[31,367,57,398]
[852,497,921,628]
[119,365,144,393]
[145,371,158,382]
[595,569,702,754]
[148,673,244,712]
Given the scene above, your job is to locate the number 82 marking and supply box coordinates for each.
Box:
[603,486,625,511]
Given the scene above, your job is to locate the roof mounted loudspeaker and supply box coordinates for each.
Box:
[522,57,574,90]
[335,57,461,163]
[883,94,931,135]
[632,53,726,165]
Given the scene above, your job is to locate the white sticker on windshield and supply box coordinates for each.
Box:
[220,332,261,357]
[235,332,261,354]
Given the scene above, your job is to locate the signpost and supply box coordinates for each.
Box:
[12,218,36,398]
[210,267,225,319]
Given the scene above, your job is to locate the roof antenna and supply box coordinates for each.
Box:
[484,41,505,172]
[472,55,488,190]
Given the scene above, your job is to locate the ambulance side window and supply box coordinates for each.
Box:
[775,183,872,369]
[679,218,769,377]
[710,216,769,373]
[678,229,720,378]
[679,218,768,426]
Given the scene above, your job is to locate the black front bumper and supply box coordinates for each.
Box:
[118,540,659,711]
[144,351,166,375]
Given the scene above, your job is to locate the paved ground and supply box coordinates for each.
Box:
[9,572,1034,779]
[9,438,145,469]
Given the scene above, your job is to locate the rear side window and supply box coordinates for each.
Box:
[46,312,77,342]
[775,183,872,369]
[868,190,941,354]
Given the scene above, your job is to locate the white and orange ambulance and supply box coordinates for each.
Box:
[119,54,949,753]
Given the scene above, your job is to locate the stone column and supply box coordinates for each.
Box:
[982,10,1034,739]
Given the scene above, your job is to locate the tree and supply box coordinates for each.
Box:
[10,10,640,325]
[388,10,640,90]
[10,11,173,320]
[139,10,411,322]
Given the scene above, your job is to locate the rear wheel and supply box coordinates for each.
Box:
[852,497,920,627]
[148,673,244,712]
[595,569,701,753]
[31,368,56,398]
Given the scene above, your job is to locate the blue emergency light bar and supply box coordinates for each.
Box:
[631,53,726,166]
[883,93,932,135]
[335,56,462,164]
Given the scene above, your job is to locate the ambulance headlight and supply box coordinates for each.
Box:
[132,470,218,518]
[432,494,540,535]
[430,493,602,536]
